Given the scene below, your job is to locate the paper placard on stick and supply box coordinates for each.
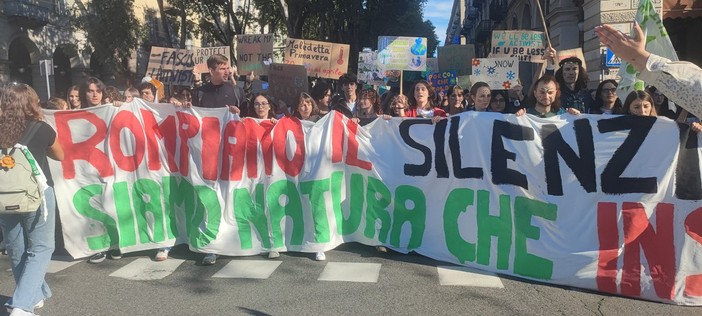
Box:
[235,34,274,76]
[193,46,230,74]
[284,38,349,79]
[145,46,195,86]
[556,48,587,71]
[358,51,386,86]
[428,71,457,99]
[471,57,519,90]
[377,36,427,71]
[438,44,474,75]
[268,63,309,108]
[489,30,546,63]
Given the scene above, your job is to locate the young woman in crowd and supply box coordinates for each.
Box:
[293,92,321,123]
[396,80,446,123]
[0,83,64,315]
[351,88,384,126]
[251,93,278,124]
[66,85,81,109]
[79,77,105,108]
[623,90,657,117]
[590,79,622,114]
[310,79,332,116]
[102,86,124,104]
[489,90,510,113]
[123,88,140,103]
[444,85,467,115]
[468,82,491,112]
[41,97,69,110]
[646,86,677,119]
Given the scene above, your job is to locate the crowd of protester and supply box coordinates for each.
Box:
[2,20,702,314]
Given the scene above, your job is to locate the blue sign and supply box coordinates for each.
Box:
[605,48,621,67]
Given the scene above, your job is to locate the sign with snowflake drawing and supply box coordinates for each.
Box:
[470,57,519,90]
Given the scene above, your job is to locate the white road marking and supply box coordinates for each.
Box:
[318,262,381,283]
[436,266,504,288]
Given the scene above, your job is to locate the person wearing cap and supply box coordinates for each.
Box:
[554,56,594,113]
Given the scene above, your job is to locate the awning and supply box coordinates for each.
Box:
[664,0,702,19]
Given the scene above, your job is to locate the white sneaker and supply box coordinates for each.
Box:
[268,251,280,259]
[315,252,326,261]
[9,308,36,316]
[376,246,387,253]
[155,249,169,261]
[34,300,44,309]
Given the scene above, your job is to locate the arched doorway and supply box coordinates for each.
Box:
[9,39,33,85]
[53,46,73,99]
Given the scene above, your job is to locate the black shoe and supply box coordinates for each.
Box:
[110,250,122,260]
[88,252,106,264]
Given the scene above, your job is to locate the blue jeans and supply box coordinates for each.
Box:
[0,187,55,313]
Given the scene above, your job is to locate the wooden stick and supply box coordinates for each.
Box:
[535,0,553,49]
[400,71,404,96]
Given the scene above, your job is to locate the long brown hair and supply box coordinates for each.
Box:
[0,83,43,147]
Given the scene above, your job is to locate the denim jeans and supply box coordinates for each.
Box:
[0,187,55,313]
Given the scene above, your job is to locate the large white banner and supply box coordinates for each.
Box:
[45,100,702,305]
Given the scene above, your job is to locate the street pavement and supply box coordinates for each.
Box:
[0,243,698,315]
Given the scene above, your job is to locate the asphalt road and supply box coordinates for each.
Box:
[0,243,698,316]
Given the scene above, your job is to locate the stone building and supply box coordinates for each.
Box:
[446,0,702,89]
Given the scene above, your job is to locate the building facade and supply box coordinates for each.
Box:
[446,0,702,89]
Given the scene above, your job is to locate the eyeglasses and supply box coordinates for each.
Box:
[602,88,617,94]
[253,102,269,107]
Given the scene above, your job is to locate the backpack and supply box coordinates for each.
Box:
[0,121,43,214]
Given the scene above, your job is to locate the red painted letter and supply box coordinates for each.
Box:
[109,111,145,172]
[54,111,113,179]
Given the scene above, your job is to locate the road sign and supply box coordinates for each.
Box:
[605,48,621,68]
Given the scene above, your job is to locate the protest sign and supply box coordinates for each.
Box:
[489,30,546,63]
[357,50,386,86]
[438,44,474,75]
[268,63,309,108]
[193,46,230,73]
[427,71,457,99]
[46,101,702,306]
[284,38,349,79]
[235,34,274,76]
[145,46,195,86]
[377,36,427,71]
[471,57,519,90]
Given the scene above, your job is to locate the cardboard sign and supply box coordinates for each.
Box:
[489,30,546,63]
[145,46,195,86]
[427,71,457,99]
[471,57,519,90]
[268,63,309,108]
[357,50,386,86]
[284,38,349,79]
[437,44,474,76]
[235,34,274,75]
[193,46,230,74]
[377,36,427,71]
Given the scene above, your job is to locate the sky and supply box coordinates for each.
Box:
[424,0,454,47]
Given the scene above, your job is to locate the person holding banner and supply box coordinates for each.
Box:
[137,82,157,103]
[78,77,105,108]
[526,74,581,118]
[444,85,467,115]
[590,80,623,114]
[293,93,321,123]
[622,90,657,117]
[251,93,278,124]
[351,88,384,126]
[66,86,81,109]
[595,22,702,120]
[330,73,359,118]
[310,79,332,116]
[467,82,492,112]
[397,80,446,123]
[191,54,245,114]
[0,83,64,315]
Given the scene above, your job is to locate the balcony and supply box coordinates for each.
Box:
[489,0,508,22]
[475,19,494,42]
[4,0,53,29]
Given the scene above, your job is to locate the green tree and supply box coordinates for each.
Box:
[71,0,143,84]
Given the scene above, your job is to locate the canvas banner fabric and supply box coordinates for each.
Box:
[46,101,702,305]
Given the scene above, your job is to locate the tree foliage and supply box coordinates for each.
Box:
[70,0,143,80]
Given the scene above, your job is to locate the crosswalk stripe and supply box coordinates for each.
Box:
[436,266,505,288]
[318,262,381,283]
[109,258,184,280]
[47,259,81,274]
[212,260,281,279]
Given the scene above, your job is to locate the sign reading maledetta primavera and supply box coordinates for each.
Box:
[46,100,702,306]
